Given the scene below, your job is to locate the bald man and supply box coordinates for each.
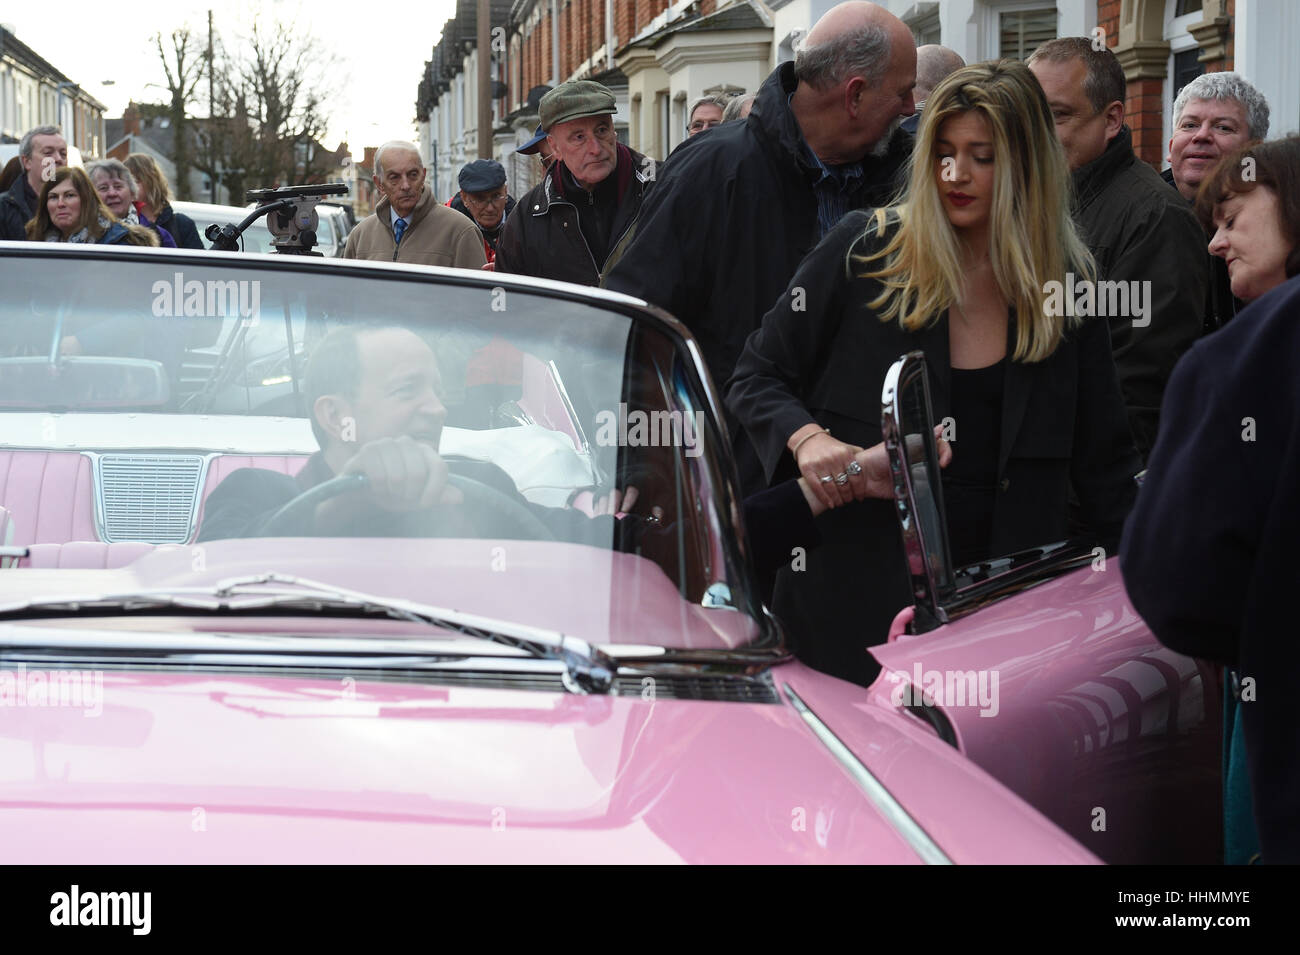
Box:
[343,140,486,269]
[603,1,916,492]
[901,44,965,133]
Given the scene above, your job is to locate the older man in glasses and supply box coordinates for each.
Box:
[447,159,516,266]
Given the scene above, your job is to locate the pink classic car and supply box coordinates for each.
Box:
[0,239,1216,863]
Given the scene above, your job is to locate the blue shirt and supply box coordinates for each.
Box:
[791,94,865,240]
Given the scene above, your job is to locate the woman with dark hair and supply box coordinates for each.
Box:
[0,156,22,195]
[1172,134,1300,865]
[25,165,159,247]
[726,60,1139,685]
[1198,136,1300,303]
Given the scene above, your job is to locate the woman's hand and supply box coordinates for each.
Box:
[792,429,865,510]
[796,426,953,517]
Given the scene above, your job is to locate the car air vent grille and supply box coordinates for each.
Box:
[614,674,779,703]
[98,454,205,544]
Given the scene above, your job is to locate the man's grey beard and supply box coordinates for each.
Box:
[870,116,903,159]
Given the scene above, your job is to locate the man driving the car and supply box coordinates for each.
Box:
[197,324,611,541]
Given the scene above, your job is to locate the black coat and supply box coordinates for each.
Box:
[726,210,1140,686]
[1073,127,1207,460]
[1160,165,1241,333]
[495,144,653,287]
[0,175,37,241]
[153,203,204,250]
[1121,274,1300,864]
[602,61,912,394]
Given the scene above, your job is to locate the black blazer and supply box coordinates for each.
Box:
[725,210,1140,685]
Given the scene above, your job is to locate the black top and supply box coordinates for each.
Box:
[943,358,1005,567]
[562,162,620,267]
[1122,273,1300,863]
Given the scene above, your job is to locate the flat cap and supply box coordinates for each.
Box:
[539,80,616,132]
[458,159,507,193]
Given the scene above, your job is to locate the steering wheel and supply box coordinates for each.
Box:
[258,472,556,541]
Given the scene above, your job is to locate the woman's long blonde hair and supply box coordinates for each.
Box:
[855,59,1094,362]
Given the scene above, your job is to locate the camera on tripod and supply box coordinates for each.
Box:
[205,182,349,255]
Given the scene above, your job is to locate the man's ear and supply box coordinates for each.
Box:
[314,394,356,445]
[844,76,867,117]
[1103,100,1125,142]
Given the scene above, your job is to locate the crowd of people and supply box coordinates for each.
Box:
[1,0,1296,864]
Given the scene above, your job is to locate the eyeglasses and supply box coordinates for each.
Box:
[464,191,508,206]
[538,154,556,172]
[688,119,722,133]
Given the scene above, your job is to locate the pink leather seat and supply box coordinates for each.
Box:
[0,451,97,545]
[19,541,156,569]
[1,452,310,564]
[194,455,309,529]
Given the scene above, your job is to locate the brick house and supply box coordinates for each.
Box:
[418,0,1297,201]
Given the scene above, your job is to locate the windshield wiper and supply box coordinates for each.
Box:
[0,572,615,694]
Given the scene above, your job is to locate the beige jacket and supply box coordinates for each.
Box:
[344,184,486,268]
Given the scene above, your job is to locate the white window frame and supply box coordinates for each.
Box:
[978,0,1060,61]
[1163,0,1203,165]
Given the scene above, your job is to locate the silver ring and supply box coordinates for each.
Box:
[834,472,849,486]
[819,475,833,484]
[845,460,863,476]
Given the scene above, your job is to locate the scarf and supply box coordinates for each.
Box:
[45,212,114,244]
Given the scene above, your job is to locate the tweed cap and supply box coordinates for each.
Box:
[539,80,617,131]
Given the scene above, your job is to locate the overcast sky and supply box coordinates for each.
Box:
[5,0,458,154]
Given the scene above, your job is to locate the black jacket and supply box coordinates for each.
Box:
[1072,127,1208,461]
[602,62,911,392]
[726,210,1140,686]
[1121,273,1300,864]
[1160,165,1241,333]
[197,450,613,545]
[0,175,37,241]
[153,203,204,250]
[495,143,653,287]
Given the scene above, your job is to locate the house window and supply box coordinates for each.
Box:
[1175,0,1203,14]
[999,8,1056,60]
[1171,47,1205,102]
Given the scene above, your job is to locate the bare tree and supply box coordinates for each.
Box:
[153,28,207,200]
[161,13,338,204]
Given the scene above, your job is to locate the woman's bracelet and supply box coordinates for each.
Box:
[790,427,830,461]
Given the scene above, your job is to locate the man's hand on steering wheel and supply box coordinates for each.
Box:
[325,436,463,522]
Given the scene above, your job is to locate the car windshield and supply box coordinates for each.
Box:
[0,249,763,653]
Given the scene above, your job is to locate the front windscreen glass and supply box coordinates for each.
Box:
[0,254,759,651]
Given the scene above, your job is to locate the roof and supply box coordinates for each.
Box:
[623,0,771,53]
[0,25,108,112]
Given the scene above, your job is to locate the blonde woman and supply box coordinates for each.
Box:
[726,60,1139,685]
[124,152,204,248]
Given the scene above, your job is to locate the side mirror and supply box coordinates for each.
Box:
[881,351,1093,634]
[881,351,953,631]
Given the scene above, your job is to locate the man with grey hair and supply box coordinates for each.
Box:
[721,93,755,123]
[1164,71,1269,202]
[1162,72,1270,330]
[604,1,916,493]
[343,140,485,268]
[687,94,730,136]
[901,45,964,133]
[1,125,67,241]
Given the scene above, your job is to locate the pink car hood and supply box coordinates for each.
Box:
[0,657,1096,864]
